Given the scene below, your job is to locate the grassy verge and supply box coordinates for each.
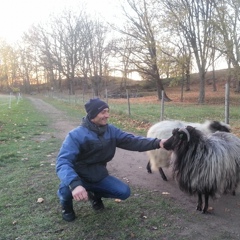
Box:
[43,96,240,136]
[0,98,61,239]
[0,97,193,240]
[1,95,239,240]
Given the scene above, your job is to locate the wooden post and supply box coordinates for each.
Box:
[127,89,131,116]
[105,89,108,103]
[160,91,164,121]
[225,83,229,124]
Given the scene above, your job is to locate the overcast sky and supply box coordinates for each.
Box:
[0,0,117,44]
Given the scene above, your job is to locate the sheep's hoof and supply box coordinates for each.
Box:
[146,162,152,173]
[159,168,168,181]
[202,208,210,214]
[161,176,168,181]
[147,168,152,174]
[196,205,202,211]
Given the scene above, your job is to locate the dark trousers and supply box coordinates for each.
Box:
[57,175,131,207]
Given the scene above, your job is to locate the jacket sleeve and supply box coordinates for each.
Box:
[56,130,83,190]
[113,126,161,151]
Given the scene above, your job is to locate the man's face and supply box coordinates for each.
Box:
[91,108,109,126]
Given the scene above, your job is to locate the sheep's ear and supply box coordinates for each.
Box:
[172,128,179,134]
[178,128,190,142]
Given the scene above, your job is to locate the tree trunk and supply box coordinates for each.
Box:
[180,67,185,102]
[233,65,240,92]
[91,75,102,97]
[68,78,75,95]
[156,79,171,101]
[198,69,206,104]
[212,68,217,92]
[185,65,191,91]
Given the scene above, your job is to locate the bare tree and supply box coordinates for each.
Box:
[22,25,58,92]
[213,0,240,92]
[49,11,86,95]
[115,0,171,101]
[84,18,111,97]
[162,0,216,104]
[24,10,90,95]
[110,36,135,92]
[158,17,193,93]
[17,45,34,94]
[0,41,19,92]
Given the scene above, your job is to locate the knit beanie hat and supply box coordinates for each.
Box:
[84,98,109,119]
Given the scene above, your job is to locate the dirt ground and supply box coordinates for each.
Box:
[28,96,240,240]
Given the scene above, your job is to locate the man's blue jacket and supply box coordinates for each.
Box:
[56,116,161,191]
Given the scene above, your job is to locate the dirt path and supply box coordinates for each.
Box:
[28,96,240,240]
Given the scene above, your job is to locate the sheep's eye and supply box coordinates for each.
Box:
[179,133,184,139]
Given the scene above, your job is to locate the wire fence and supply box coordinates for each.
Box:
[43,83,239,128]
[0,93,22,109]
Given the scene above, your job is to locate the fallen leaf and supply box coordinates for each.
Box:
[224,208,230,212]
[162,192,170,195]
[37,198,44,203]
[208,206,213,210]
[123,177,130,183]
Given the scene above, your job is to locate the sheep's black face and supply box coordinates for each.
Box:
[210,121,230,133]
[163,127,191,151]
[163,128,181,151]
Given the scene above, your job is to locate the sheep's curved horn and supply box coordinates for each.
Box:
[178,127,190,142]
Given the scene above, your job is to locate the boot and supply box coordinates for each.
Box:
[61,205,76,222]
[88,191,104,211]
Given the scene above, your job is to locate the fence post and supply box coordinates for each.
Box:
[105,88,108,104]
[225,83,229,124]
[82,88,85,103]
[17,92,21,104]
[126,89,131,116]
[8,92,12,108]
[160,91,164,121]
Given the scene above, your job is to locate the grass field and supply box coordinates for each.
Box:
[46,91,240,136]
[0,96,188,240]
[1,93,240,240]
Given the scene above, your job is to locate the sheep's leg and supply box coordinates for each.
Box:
[196,193,203,211]
[146,161,152,173]
[202,194,209,214]
[159,167,168,181]
[146,162,168,181]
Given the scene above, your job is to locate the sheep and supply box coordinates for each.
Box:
[163,125,240,213]
[146,120,230,181]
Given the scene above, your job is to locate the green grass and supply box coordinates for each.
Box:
[0,98,61,240]
[43,96,240,135]
[1,95,240,239]
[0,96,190,240]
